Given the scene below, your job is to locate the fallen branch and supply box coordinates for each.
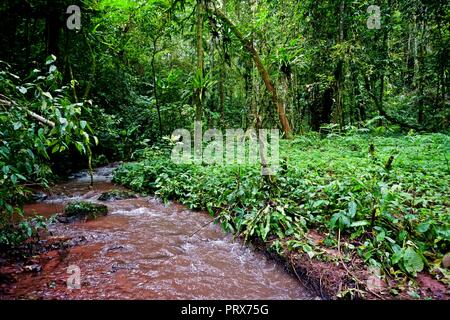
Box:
[0,94,55,127]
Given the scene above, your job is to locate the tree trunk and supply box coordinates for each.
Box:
[207,5,292,139]
[219,64,225,126]
[334,0,345,129]
[45,6,60,57]
[378,0,392,123]
[219,0,227,127]
[417,14,426,125]
[194,0,204,122]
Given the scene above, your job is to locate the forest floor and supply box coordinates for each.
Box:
[113,133,450,299]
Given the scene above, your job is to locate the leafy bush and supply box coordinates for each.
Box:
[0,215,51,245]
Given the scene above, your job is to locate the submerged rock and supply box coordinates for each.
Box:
[58,201,108,223]
[98,189,137,201]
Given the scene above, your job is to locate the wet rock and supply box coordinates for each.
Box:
[58,201,108,223]
[56,215,70,223]
[98,189,137,201]
[106,245,125,252]
[23,264,42,273]
[110,261,135,273]
[47,281,57,289]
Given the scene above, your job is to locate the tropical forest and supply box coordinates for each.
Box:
[0,0,449,302]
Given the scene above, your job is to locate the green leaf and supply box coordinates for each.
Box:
[51,144,60,153]
[2,166,10,174]
[5,204,13,214]
[261,213,271,240]
[74,141,86,154]
[25,149,34,159]
[416,222,430,233]
[46,54,57,65]
[16,173,27,181]
[312,199,327,208]
[59,117,68,126]
[376,229,386,242]
[302,244,315,259]
[26,225,33,237]
[348,201,357,218]
[330,211,350,230]
[398,230,408,242]
[42,92,53,100]
[403,247,424,275]
[37,128,44,138]
[391,250,403,264]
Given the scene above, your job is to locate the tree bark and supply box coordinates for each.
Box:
[334,0,345,129]
[378,0,392,124]
[219,0,227,127]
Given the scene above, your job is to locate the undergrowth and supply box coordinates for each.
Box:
[113,132,450,295]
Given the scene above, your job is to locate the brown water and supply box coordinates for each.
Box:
[4,166,313,300]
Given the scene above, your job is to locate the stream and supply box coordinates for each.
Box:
[2,165,314,300]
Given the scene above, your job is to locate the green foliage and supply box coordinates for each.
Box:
[0,215,51,246]
[0,58,97,244]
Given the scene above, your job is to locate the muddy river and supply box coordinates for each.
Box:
[1,166,313,300]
